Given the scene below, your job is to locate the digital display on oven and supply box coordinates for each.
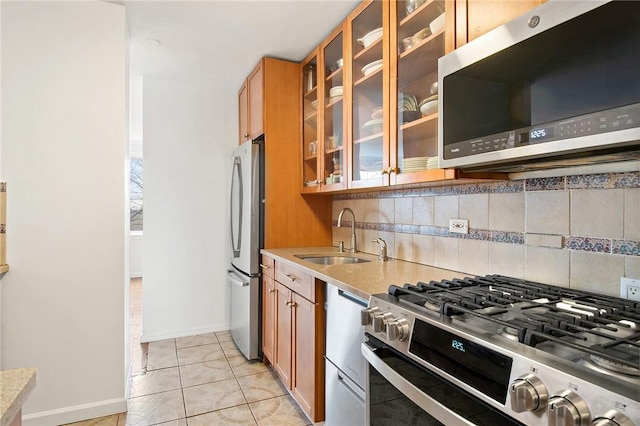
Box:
[409,320,513,404]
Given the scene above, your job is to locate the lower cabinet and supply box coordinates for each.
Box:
[262,260,325,423]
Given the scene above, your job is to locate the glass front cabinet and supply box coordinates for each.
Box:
[301,49,320,193]
[347,0,390,189]
[302,0,463,193]
[301,26,348,194]
[390,0,447,185]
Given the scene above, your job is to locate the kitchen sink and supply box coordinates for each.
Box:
[295,255,371,265]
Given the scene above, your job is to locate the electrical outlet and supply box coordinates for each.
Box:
[449,219,469,234]
[620,277,640,301]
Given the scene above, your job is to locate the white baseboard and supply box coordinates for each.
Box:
[140,323,230,343]
[23,398,127,426]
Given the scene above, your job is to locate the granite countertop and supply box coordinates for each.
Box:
[0,368,37,426]
[261,247,465,300]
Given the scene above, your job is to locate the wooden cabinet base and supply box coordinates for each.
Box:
[261,259,325,423]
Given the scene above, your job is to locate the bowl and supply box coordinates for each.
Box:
[419,96,438,116]
[362,59,383,76]
[329,85,343,98]
[327,58,344,74]
[429,13,445,33]
[362,119,383,135]
[371,106,384,120]
[357,27,383,49]
[311,99,318,110]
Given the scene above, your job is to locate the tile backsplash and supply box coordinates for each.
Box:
[332,171,640,297]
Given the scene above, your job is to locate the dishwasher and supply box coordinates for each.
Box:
[325,283,367,426]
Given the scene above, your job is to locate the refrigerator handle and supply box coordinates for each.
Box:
[230,156,243,257]
[228,270,249,287]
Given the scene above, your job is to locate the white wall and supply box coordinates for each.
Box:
[1,2,128,424]
[142,75,236,341]
[130,232,143,278]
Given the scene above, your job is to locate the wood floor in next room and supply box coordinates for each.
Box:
[64,279,311,426]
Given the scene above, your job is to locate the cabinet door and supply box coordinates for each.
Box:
[248,62,264,139]
[238,81,249,144]
[390,0,447,185]
[319,25,347,191]
[274,282,292,388]
[262,275,276,364]
[301,49,321,193]
[292,292,324,422]
[347,0,391,190]
[456,0,544,47]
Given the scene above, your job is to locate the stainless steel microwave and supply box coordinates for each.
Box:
[438,0,640,172]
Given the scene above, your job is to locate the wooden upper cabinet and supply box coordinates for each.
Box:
[238,81,248,144]
[248,64,264,139]
[237,61,264,144]
[452,0,545,49]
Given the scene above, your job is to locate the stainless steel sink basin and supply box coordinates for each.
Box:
[295,255,371,265]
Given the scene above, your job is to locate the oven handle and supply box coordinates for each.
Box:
[361,343,477,426]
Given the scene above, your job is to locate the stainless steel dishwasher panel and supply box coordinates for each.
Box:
[325,359,366,426]
[325,283,368,389]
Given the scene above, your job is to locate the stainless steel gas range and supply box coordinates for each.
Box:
[361,274,639,426]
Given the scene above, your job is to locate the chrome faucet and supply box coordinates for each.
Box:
[372,238,388,261]
[337,207,357,253]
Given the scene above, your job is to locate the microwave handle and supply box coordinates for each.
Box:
[361,343,476,426]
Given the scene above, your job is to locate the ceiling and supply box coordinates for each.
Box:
[125,0,360,86]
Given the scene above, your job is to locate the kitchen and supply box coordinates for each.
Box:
[1,0,639,425]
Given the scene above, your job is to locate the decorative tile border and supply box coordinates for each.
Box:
[612,172,640,188]
[333,219,640,256]
[564,236,611,253]
[525,177,565,191]
[333,171,639,200]
[566,173,611,190]
[612,240,640,256]
[489,231,525,245]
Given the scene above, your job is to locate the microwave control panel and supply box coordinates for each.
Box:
[443,102,640,159]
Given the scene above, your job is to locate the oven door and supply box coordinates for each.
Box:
[362,336,524,426]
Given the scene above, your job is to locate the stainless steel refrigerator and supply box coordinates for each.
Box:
[228,138,263,360]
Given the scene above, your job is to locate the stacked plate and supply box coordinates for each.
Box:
[401,156,428,172]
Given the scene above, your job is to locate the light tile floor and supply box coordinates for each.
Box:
[64,280,311,426]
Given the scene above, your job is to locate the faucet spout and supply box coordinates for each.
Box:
[372,238,388,261]
[337,207,357,253]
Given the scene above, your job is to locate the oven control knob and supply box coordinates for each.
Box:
[509,374,548,412]
[592,410,635,426]
[360,307,380,326]
[372,312,393,333]
[386,318,409,341]
[547,390,591,426]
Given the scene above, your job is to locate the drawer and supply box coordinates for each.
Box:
[275,261,315,302]
[260,255,275,278]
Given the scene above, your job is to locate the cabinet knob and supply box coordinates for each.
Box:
[242,133,249,139]
[381,169,388,175]
[268,288,274,293]
[388,167,398,174]
[286,300,297,308]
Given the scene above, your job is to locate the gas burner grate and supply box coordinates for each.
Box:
[387,274,640,370]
